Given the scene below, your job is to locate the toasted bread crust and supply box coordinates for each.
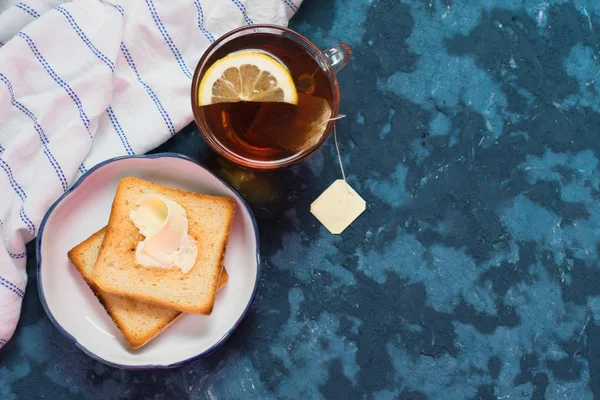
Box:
[67,227,105,284]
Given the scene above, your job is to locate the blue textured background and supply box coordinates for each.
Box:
[2,0,600,398]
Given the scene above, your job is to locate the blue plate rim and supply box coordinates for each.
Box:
[35,152,261,370]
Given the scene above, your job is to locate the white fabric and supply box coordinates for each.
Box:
[0,0,301,349]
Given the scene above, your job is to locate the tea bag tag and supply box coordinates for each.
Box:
[310,120,366,234]
[311,180,366,234]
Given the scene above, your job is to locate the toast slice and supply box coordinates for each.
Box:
[68,227,229,349]
[92,177,236,314]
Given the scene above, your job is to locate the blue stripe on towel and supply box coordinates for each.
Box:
[145,0,193,79]
[18,32,93,140]
[0,218,27,261]
[0,145,26,200]
[0,146,36,234]
[0,276,24,297]
[19,207,35,235]
[106,107,135,155]
[231,0,253,25]
[55,6,115,71]
[119,43,176,136]
[0,75,69,192]
[15,2,40,19]
[8,250,26,259]
[281,0,298,12]
[193,0,215,42]
[110,3,125,16]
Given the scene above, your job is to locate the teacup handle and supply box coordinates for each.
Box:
[323,43,352,73]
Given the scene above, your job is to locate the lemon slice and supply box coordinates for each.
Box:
[198,51,298,106]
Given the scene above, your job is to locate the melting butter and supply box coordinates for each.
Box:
[130,194,198,274]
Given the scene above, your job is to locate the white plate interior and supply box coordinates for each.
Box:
[38,155,258,367]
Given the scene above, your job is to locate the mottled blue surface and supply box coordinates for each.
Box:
[2,0,600,398]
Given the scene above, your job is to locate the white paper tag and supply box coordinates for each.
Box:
[310,180,366,234]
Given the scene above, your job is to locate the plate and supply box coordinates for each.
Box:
[36,153,260,369]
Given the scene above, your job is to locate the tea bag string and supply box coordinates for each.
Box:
[323,114,348,183]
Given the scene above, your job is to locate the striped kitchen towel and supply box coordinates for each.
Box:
[0,0,302,349]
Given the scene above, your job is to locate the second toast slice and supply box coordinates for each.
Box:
[68,227,229,349]
[92,177,236,314]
